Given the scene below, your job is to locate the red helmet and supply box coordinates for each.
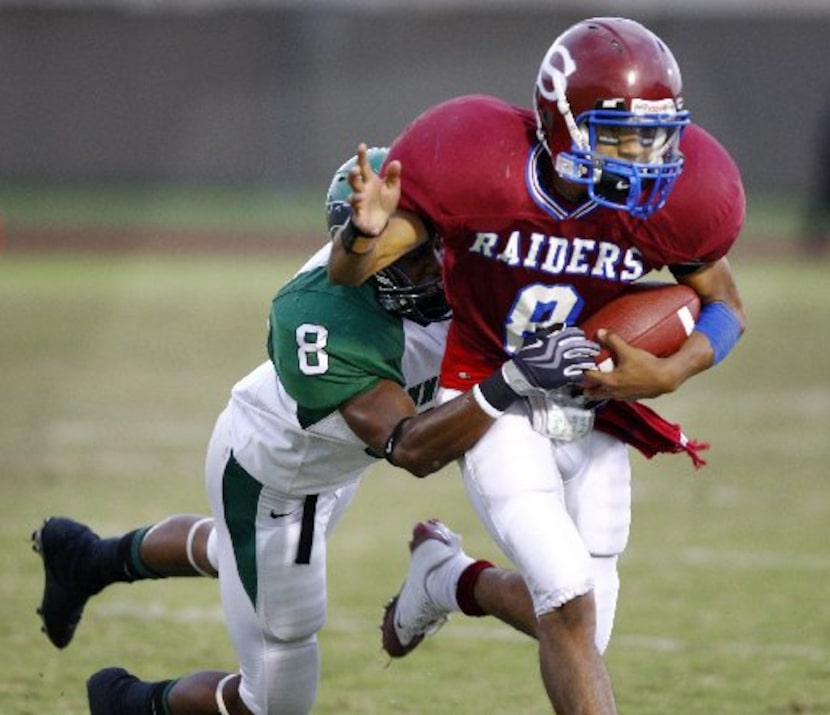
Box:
[534,17,691,219]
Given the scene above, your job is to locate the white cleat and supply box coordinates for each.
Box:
[381,519,462,657]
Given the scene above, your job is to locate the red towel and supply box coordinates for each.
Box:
[595,400,709,468]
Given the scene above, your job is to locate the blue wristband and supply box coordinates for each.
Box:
[693,301,742,365]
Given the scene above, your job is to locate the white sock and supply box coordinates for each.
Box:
[425,552,476,612]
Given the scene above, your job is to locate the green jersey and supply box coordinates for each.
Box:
[224,245,448,495]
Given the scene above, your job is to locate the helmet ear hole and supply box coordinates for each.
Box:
[326,201,352,240]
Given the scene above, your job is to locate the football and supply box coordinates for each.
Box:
[580,282,700,371]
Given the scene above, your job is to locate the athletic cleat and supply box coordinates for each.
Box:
[32,516,103,649]
[87,667,146,715]
[381,519,461,658]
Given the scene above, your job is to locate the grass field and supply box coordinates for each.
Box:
[2,243,829,714]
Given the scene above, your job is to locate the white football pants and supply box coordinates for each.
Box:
[205,408,357,715]
[440,388,631,653]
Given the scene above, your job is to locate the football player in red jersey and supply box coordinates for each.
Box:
[329,17,746,715]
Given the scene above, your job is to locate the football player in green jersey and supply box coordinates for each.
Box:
[34,149,600,715]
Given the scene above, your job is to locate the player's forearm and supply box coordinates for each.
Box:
[328,211,428,285]
[386,393,495,478]
[680,257,746,363]
[659,331,720,392]
[636,321,740,398]
[391,327,601,472]
[328,227,379,285]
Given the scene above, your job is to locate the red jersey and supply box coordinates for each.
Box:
[388,94,745,391]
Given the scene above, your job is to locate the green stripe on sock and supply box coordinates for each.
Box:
[129,526,165,580]
[157,679,178,715]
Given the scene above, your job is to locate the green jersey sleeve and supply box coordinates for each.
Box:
[268,266,407,427]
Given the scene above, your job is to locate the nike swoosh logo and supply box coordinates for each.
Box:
[270,510,291,519]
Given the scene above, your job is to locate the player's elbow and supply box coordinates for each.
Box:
[390,446,446,478]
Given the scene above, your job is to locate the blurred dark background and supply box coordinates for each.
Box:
[0,1,827,200]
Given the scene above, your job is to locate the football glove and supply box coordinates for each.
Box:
[474,327,600,416]
[504,327,600,396]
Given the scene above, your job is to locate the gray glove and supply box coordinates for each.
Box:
[474,327,599,415]
[503,327,600,396]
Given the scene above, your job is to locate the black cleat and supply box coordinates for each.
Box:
[32,516,103,649]
[87,667,147,715]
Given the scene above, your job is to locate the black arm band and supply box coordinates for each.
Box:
[669,261,706,278]
[339,217,382,255]
[383,416,413,465]
[473,369,518,417]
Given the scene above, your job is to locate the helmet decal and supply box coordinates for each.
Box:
[536,43,576,105]
[536,43,590,156]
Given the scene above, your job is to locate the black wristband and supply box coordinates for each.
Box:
[340,217,382,255]
[383,416,413,465]
[474,370,518,416]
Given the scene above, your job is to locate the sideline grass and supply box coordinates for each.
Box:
[2,252,828,714]
[0,184,323,233]
[0,183,806,242]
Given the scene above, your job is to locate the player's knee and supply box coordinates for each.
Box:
[261,586,326,642]
[537,592,598,643]
[256,523,328,641]
[269,611,326,643]
[582,513,630,556]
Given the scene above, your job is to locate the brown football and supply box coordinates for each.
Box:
[580,283,701,372]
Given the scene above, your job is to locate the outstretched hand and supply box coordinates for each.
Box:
[348,142,402,236]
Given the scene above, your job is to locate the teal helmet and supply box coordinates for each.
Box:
[325,147,389,239]
[325,148,451,326]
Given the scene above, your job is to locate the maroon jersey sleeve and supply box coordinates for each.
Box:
[630,124,746,267]
[387,94,534,230]
[385,96,554,383]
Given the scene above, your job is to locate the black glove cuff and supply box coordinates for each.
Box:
[474,369,518,417]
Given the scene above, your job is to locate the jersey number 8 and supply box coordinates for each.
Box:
[296,323,330,375]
